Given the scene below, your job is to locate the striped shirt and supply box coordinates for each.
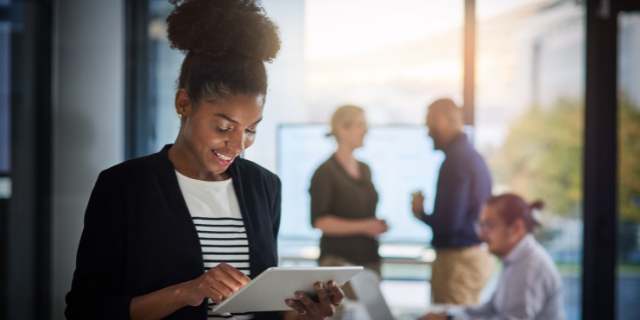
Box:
[176,172,253,320]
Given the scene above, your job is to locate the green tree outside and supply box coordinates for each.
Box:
[488,96,640,222]
[619,95,640,222]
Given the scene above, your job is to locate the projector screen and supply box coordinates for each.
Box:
[277,124,445,246]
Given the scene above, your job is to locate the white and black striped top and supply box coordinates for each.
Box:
[176,172,253,320]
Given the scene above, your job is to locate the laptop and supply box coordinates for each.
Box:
[349,269,459,320]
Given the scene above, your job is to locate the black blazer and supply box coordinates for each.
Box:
[65,145,282,320]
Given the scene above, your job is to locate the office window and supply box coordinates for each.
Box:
[304,0,464,124]
[0,0,53,318]
[617,11,640,320]
[143,0,184,156]
[279,0,463,251]
[475,0,585,319]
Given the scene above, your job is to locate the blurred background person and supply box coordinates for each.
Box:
[411,98,494,306]
[309,105,388,299]
[420,194,564,320]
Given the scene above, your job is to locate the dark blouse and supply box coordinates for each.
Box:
[65,145,282,320]
[309,155,380,265]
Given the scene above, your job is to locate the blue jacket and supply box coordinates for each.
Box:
[420,133,492,249]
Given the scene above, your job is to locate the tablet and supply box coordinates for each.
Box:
[211,266,364,314]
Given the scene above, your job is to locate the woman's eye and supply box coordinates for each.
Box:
[245,128,257,134]
[216,127,231,133]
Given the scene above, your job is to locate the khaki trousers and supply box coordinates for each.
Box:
[318,255,381,301]
[431,245,495,305]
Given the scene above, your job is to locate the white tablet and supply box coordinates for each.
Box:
[211,266,364,314]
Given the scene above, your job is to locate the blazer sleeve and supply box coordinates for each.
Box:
[65,171,132,320]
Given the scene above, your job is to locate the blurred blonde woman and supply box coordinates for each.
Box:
[309,105,388,298]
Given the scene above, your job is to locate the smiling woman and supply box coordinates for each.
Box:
[169,91,265,181]
[64,1,344,320]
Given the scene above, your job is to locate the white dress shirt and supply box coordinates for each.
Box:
[454,234,565,320]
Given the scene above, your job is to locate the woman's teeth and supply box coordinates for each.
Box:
[214,150,233,161]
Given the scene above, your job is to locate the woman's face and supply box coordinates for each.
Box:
[176,89,264,176]
[336,112,368,149]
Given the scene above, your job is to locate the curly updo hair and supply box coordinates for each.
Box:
[167,0,281,105]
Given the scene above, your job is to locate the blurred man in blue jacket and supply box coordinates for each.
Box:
[411,98,494,305]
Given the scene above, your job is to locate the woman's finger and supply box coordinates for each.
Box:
[217,263,251,286]
[295,291,321,317]
[285,299,309,318]
[207,266,244,293]
[201,283,225,304]
[208,277,234,299]
[315,282,330,304]
[315,282,334,316]
[327,281,345,306]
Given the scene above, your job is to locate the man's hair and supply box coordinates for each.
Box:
[427,98,463,126]
[486,194,544,232]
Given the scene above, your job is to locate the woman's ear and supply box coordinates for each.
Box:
[175,88,193,117]
[334,124,347,141]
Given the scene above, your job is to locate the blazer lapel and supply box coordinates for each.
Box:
[150,145,204,270]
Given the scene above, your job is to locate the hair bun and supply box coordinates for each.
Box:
[530,200,545,210]
[167,0,281,62]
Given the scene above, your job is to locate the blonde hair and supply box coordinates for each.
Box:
[326,105,364,137]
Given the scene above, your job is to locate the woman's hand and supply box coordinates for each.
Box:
[362,218,389,238]
[411,191,425,218]
[178,263,251,306]
[130,263,250,320]
[285,281,345,320]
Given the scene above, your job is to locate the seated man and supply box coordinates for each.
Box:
[420,194,565,320]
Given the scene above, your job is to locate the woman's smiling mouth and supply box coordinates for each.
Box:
[212,149,236,166]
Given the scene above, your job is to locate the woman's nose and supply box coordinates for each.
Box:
[226,130,245,155]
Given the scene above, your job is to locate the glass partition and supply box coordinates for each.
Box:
[475,0,585,318]
[617,11,640,320]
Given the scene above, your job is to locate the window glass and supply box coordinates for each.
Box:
[304,0,463,124]
[147,0,184,154]
[476,1,585,319]
[278,0,462,265]
[617,11,640,320]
